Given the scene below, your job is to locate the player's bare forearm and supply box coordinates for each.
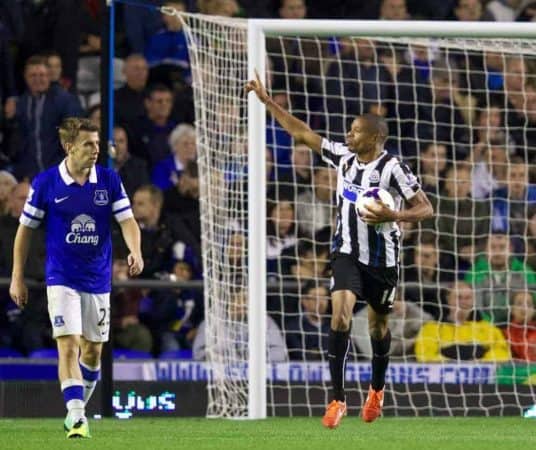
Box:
[395,190,434,223]
[119,217,144,276]
[245,70,322,153]
[11,224,33,279]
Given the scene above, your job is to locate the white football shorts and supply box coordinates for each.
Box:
[47,285,110,342]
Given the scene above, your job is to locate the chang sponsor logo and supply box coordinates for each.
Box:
[65,214,99,245]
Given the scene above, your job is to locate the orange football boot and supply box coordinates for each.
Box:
[322,400,347,429]
[361,386,384,422]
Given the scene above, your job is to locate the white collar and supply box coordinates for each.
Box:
[59,159,98,185]
[355,150,387,168]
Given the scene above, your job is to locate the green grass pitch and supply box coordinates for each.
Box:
[0,417,534,450]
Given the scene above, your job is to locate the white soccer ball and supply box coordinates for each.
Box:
[356,187,395,219]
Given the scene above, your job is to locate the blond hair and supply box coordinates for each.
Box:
[58,117,99,149]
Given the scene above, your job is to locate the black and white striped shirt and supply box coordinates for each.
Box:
[321,138,421,268]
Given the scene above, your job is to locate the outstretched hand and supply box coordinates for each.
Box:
[245,69,269,103]
[360,201,398,225]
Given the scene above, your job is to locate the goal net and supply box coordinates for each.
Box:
[179,12,536,417]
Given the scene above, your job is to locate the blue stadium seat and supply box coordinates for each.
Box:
[0,348,24,358]
[113,349,152,359]
[29,348,59,359]
[159,349,193,360]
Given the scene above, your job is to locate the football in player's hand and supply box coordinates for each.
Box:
[356,187,395,218]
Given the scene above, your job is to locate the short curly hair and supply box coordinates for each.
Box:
[58,117,99,148]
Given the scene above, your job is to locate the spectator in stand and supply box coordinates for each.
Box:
[492,156,536,251]
[295,166,336,238]
[415,281,511,362]
[128,184,200,277]
[0,170,17,216]
[144,1,191,85]
[503,56,536,155]
[149,242,203,354]
[276,144,314,199]
[352,288,432,360]
[474,105,514,150]
[266,198,298,278]
[193,287,288,362]
[152,123,196,190]
[379,0,411,20]
[417,62,474,149]
[465,233,536,325]
[113,125,150,198]
[516,0,536,20]
[43,50,71,92]
[130,84,177,167]
[200,0,240,16]
[471,139,508,199]
[87,103,101,129]
[325,38,391,141]
[123,0,164,54]
[111,258,153,353]
[452,0,484,21]
[505,290,536,361]
[428,163,490,277]
[483,0,522,21]
[163,160,201,242]
[0,20,16,121]
[13,55,82,179]
[403,232,452,319]
[283,241,330,281]
[285,280,330,360]
[418,143,449,196]
[115,54,150,128]
[0,181,50,354]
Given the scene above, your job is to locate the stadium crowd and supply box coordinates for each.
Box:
[0,0,535,365]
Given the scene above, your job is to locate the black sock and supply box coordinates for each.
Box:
[370,329,391,391]
[328,329,350,402]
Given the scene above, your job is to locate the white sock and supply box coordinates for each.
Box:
[79,360,100,405]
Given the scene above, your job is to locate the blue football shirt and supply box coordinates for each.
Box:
[20,160,134,293]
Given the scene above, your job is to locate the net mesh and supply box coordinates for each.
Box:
[178,12,536,417]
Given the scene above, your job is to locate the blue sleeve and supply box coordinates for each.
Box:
[20,174,48,229]
[110,170,134,223]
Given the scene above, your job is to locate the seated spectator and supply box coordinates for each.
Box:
[144,1,191,86]
[115,54,150,127]
[283,241,330,281]
[418,143,449,195]
[451,0,484,21]
[403,232,452,319]
[126,184,200,277]
[193,288,288,362]
[152,123,196,190]
[0,170,17,216]
[43,50,71,92]
[352,288,433,360]
[379,0,411,19]
[492,156,536,252]
[505,290,536,361]
[163,160,200,241]
[266,199,298,278]
[111,258,153,353]
[285,280,330,360]
[113,125,150,198]
[0,181,50,354]
[295,166,336,238]
[148,242,203,354]
[275,144,314,199]
[415,281,511,362]
[471,139,508,199]
[465,233,536,325]
[426,163,490,276]
[13,55,82,179]
[130,84,177,167]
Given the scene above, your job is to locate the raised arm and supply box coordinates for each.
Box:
[9,224,34,308]
[245,70,322,154]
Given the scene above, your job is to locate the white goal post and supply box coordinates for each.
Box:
[179,11,536,419]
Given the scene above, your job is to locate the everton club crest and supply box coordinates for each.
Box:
[94,189,109,206]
